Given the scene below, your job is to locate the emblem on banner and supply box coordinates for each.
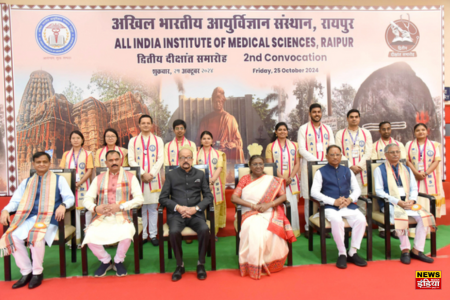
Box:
[385,14,419,58]
[35,15,77,55]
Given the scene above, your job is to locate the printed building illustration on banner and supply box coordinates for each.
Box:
[16,70,150,181]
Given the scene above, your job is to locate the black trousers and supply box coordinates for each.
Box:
[167,214,210,266]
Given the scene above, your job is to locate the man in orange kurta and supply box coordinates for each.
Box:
[196,87,245,182]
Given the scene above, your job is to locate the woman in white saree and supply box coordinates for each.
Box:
[232,155,297,280]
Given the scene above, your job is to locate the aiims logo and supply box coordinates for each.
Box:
[386,13,419,58]
[35,15,77,55]
[415,271,441,289]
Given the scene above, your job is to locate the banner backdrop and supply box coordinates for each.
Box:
[1,5,445,193]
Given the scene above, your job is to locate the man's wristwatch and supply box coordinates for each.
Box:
[196,206,200,211]
[119,204,125,212]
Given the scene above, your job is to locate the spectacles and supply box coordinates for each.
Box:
[251,163,264,167]
[386,151,401,155]
[328,154,342,157]
[105,135,117,139]
[179,156,193,160]
[174,127,185,131]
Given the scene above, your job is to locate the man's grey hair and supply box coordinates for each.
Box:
[384,143,399,154]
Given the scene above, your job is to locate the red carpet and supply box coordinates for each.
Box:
[1,245,448,299]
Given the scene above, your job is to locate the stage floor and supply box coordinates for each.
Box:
[1,226,449,281]
[1,234,449,300]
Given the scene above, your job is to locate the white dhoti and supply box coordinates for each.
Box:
[286,188,300,237]
[383,206,427,252]
[11,216,58,275]
[323,208,366,256]
[82,214,136,246]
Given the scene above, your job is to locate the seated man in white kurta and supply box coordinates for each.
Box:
[374,144,435,265]
[82,150,144,277]
[0,152,74,289]
[310,145,367,269]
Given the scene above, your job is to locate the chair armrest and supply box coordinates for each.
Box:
[367,193,389,203]
[418,193,436,203]
[236,204,242,212]
[358,196,372,204]
[310,197,322,205]
[284,201,291,209]
[418,193,437,216]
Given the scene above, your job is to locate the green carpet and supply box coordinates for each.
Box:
[2,225,450,281]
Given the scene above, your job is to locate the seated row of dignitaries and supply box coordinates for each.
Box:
[82,150,144,277]
[0,152,75,289]
[159,147,213,282]
[310,145,367,269]
[374,143,436,264]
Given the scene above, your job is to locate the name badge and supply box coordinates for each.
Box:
[398,187,406,197]
[352,149,359,158]
[317,143,323,152]
[76,173,80,182]
[418,162,424,171]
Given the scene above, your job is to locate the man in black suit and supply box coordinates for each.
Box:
[159,147,213,281]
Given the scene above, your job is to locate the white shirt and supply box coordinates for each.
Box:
[374,164,418,205]
[310,165,361,206]
[3,175,75,213]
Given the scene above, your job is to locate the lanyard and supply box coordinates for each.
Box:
[141,135,150,154]
[71,148,82,170]
[391,166,401,186]
[310,121,324,160]
[203,147,212,177]
[348,130,359,146]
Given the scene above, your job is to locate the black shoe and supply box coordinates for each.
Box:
[28,273,43,289]
[114,262,127,277]
[12,273,32,289]
[150,237,159,246]
[410,251,434,263]
[379,231,386,239]
[197,264,207,280]
[172,266,185,281]
[347,253,367,267]
[336,255,347,269]
[94,261,113,277]
[142,239,148,245]
[400,252,411,264]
